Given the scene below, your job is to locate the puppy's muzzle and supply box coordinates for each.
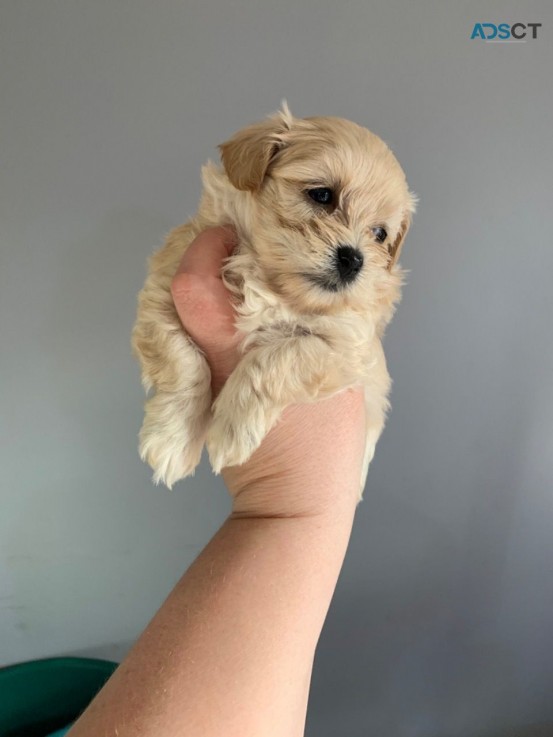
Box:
[335,245,364,284]
[303,244,364,292]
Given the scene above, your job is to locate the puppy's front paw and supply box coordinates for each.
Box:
[139,426,203,489]
[206,411,265,474]
[139,391,209,488]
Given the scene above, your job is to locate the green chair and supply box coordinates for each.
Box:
[0,657,117,737]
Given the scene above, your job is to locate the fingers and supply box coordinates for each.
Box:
[174,226,236,279]
[171,227,241,394]
[171,271,236,340]
[171,226,238,341]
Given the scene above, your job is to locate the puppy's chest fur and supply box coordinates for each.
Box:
[222,250,369,355]
[198,163,380,376]
[134,162,393,488]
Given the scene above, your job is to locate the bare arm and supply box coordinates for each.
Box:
[68,228,365,737]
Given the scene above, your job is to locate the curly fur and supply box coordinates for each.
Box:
[131,104,416,494]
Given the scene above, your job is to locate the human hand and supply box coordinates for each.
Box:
[171,227,366,518]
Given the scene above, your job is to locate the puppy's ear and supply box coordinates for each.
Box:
[388,193,416,268]
[219,105,293,191]
[388,215,410,269]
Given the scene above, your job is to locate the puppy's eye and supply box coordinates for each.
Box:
[307,188,334,206]
[372,226,387,244]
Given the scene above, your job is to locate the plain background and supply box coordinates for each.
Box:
[1,1,552,735]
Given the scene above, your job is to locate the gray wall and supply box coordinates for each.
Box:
[1,2,552,735]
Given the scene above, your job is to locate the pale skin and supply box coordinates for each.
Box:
[68,227,366,737]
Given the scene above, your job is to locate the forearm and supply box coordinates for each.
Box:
[68,499,356,737]
[69,230,366,736]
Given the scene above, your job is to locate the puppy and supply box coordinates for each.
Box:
[131,104,416,493]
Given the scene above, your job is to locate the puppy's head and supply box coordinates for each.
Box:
[219,104,416,324]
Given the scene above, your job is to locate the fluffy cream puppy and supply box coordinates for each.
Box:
[131,105,416,493]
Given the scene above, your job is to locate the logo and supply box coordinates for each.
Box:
[470,23,542,42]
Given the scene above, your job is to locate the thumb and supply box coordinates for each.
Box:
[171,228,241,393]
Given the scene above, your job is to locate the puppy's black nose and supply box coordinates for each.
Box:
[335,245,364,283]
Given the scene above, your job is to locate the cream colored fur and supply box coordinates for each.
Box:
[131,105,416,494]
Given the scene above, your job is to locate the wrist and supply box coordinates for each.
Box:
[229,478,359,520]
[223,389,366,518]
